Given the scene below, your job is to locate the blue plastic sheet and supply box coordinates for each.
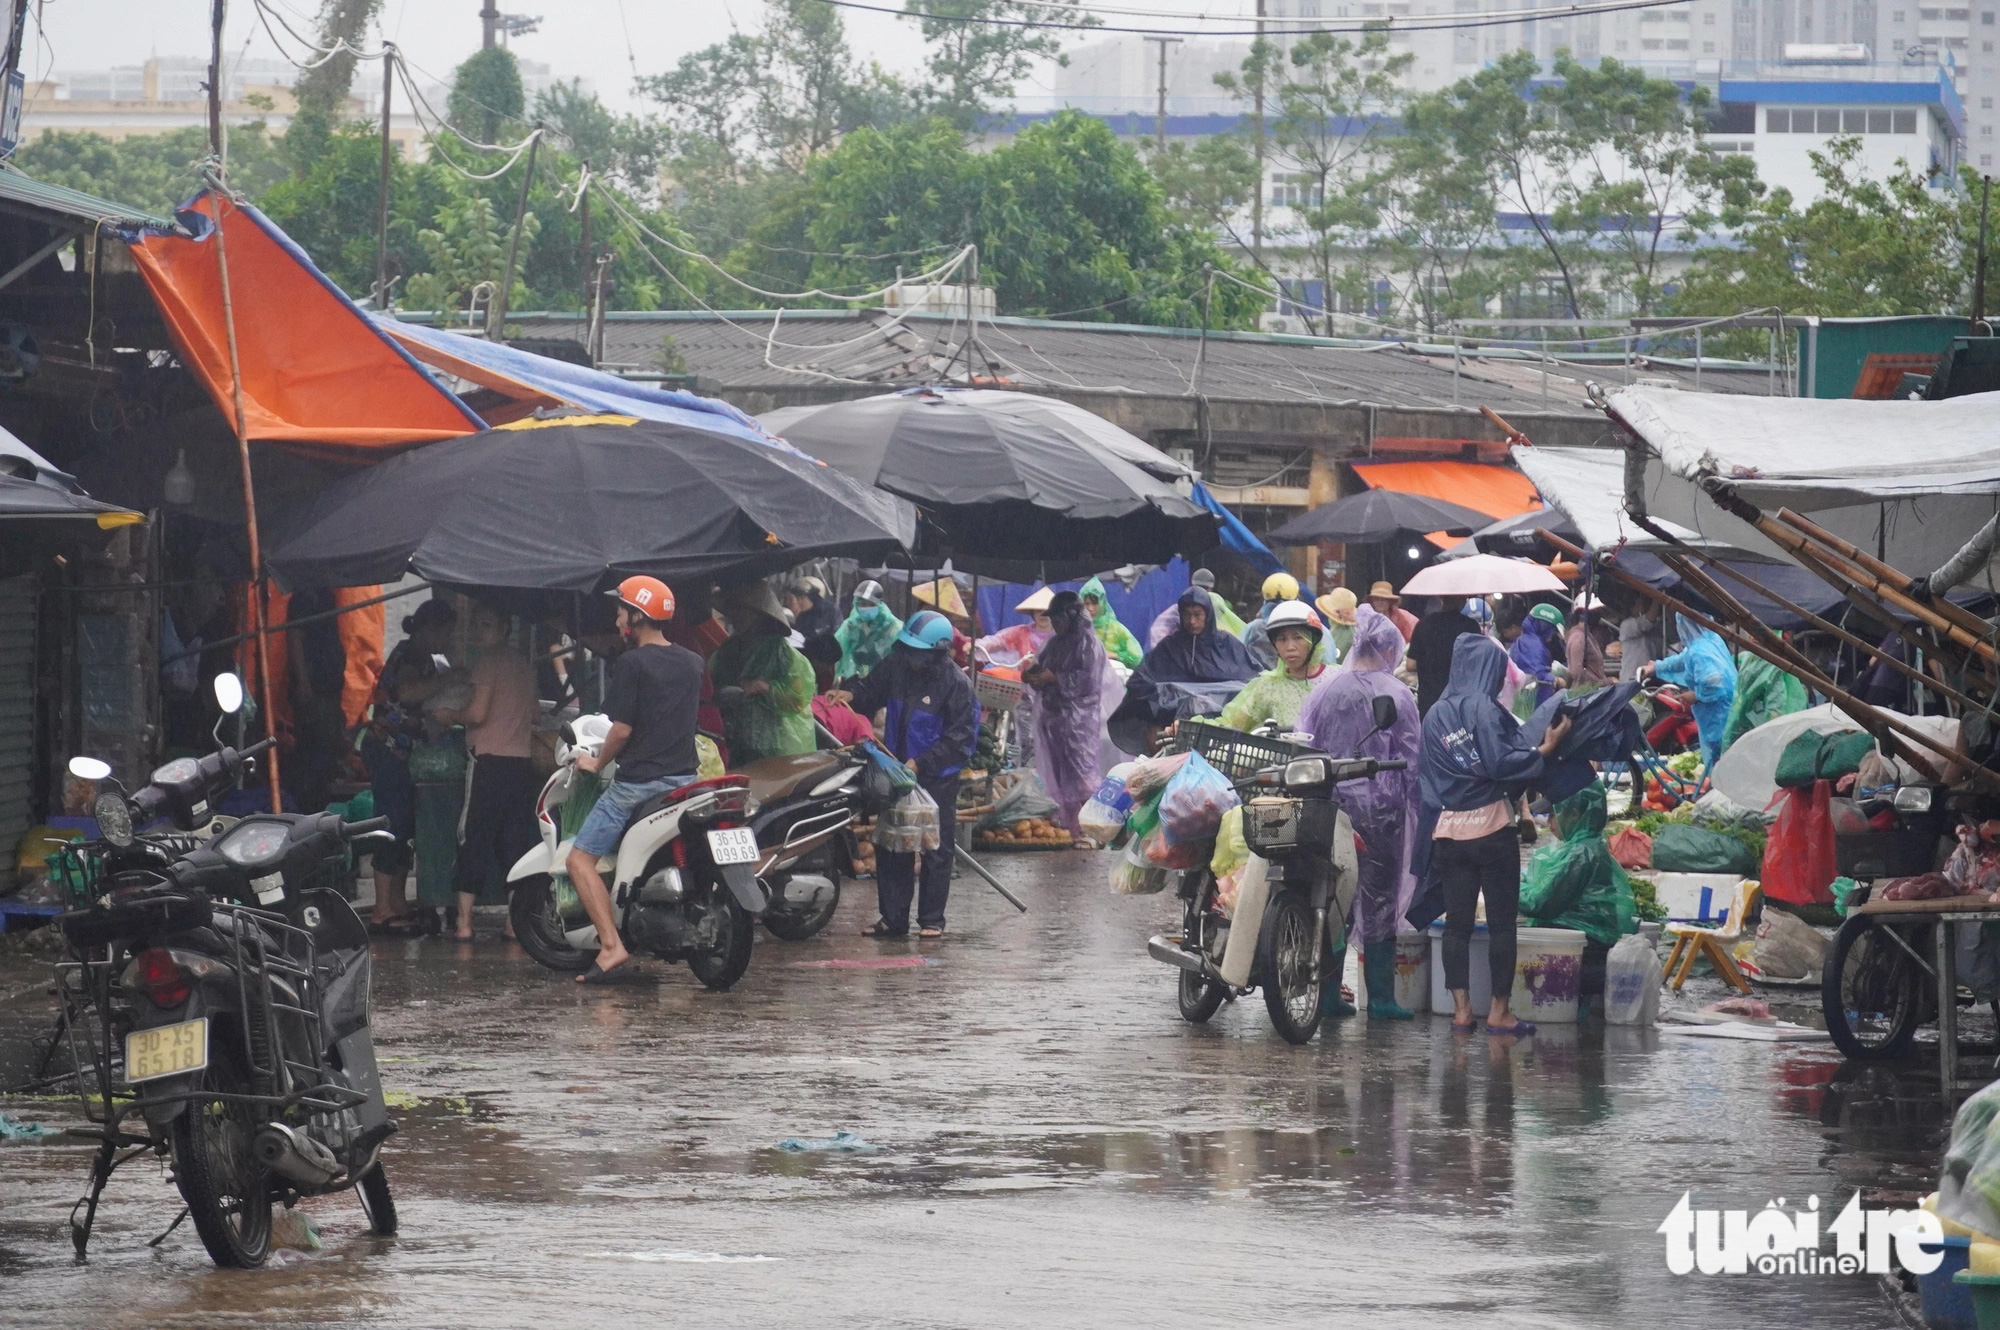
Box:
[974,559,1187,646]
[1189,482,1285,578]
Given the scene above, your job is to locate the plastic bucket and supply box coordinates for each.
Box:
[1393,931,1430,1015]
[1920,1236,1975,1330]
[1428,921,1489,1015]
[1512,926,1588,1024]
[1953,1270,2000,1330]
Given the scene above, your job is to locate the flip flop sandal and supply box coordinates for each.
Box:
[918,926,944,939]
[860,921,907,938]
[1486,1020,1537,1037]
[1449,1018,1476,1032]
[369,918,425,938]
[577,962,638,985]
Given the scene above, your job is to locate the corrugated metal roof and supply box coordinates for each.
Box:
[0,166,174,230]
[495,308,1607,415]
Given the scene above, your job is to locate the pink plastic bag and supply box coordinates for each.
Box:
[1609,826,1653,871]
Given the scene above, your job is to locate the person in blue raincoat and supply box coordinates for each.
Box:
[1640,613,1738,770]
[1508,602,1565,709]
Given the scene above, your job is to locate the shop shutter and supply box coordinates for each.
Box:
[0,575,35,859]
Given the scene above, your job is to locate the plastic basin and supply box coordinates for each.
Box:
[1393,931,1430,1015]
[1922,1236,1975,1330]
[1953,1266,2000,1330]
[1513,927,1588,1024]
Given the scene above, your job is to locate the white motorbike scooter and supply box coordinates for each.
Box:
[506,714,771,990]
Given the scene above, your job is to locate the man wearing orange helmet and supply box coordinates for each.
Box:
[567,575,705,982]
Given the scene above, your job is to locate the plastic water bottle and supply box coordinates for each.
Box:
[1079,762,1136,841]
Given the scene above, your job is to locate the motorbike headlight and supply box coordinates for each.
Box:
[94,792,133,847]
[1282,757,1331,789]
[1894,785,1934,813]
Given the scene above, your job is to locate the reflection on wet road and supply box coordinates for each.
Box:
[0,853,1920,1327]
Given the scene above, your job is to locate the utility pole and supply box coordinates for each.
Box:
[374,44,396,309]
[480,2,499,48]
[578,160,591,309]
[1252,0,1266,264]
[1144,36,1183,150]
[487,124,541,339]
[588,253,611,367]
[1975,174,1992,328]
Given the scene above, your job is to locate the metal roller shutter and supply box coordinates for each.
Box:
[0,575,35,861]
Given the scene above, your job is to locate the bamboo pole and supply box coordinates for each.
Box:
[1536,527,1985,786]
[1777,506,1999,645]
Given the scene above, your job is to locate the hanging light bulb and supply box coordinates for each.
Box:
[163,448,195,507]
[1406,546,1422,560]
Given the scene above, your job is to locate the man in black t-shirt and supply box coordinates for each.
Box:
[1407,596,1480,716]
[567,575,704,982]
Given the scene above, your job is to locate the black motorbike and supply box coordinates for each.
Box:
[53,675,400,1268]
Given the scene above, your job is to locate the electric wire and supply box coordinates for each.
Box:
[822,0,1701,37]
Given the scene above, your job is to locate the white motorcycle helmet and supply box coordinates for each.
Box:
[1264,599,1325,647]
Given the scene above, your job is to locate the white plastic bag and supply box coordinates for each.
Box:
[1079,763,1136,841]
[1604,932,1662,1026]
[873,784,941,854]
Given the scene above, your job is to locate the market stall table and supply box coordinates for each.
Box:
[1847,893,2000,1101]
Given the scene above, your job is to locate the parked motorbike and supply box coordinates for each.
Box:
[735,730,902,941]
[1147,699,1405,1045]
[506,713,771,988]
[53,673,400,1268]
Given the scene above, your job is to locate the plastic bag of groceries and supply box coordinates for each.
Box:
[1108,832,1170,895]
[1123,751,1191,800]
[872,784,941,854]
[1603,933,1661,1026]
[1939,1080,2000,1241]
[979,769,1060,834]
[1210,807,1250,915]
[1159,751,1239,846]
[1079,763,1137,841]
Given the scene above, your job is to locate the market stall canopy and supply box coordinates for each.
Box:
[125,192,484,452]
[1399,553,1567,597]
[1600,385,2000,573]
[0,474,141,528]
[758,388,1222,578]
[372,317,776,445]
[1510,445,1715,553]
[265,413,915,592]
[1436,505,1584,561]
[1268,488,1495,545]
[1352,459,1539,547]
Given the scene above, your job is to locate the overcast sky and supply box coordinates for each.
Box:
[22,0,1263,113]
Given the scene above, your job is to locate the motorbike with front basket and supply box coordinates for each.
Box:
[51,673,401,1268]
[1147,698,1405,1045]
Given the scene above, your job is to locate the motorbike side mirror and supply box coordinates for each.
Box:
[213,672,245,715]
[1370,694,1399,735]
[68,755,113,782]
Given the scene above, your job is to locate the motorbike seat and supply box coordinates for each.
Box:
[736,751,845,805]
[625,774,751,826]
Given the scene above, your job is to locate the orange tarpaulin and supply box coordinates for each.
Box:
[334,586,386,728]
[126,192,483,450]
[1352,460,1542,548]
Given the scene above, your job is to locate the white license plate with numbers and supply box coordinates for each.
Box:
[126,1018,207,1083]
[706,828,759,865]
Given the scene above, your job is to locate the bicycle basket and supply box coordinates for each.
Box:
[1169,718,1321,784]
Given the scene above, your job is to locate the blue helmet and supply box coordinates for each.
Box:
[897,609,954,651]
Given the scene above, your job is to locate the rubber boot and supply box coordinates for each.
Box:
[1320,944,1358,1019]
[1363,945,1414,1020]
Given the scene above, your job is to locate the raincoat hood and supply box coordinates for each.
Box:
[1109,585,1259,746]
[835,599,904,679]
[1443,632,1511,704]
[1341,605,1406,675]
[1079,574,1144,668]
[1421,633,1547,813]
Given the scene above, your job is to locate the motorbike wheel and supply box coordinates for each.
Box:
[1823,913,1928,1061]
[1260,890,1325,1046]
[356,1160,398,1236]
[685,880,754,992]
[510,875,596,973]
[763,873,841,942]
[1177,968,1226,1024]
[170,1062,273,1268]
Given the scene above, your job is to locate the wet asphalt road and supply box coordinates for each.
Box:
[0,850,1931,1329]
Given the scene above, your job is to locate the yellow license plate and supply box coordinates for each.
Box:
[125,1018,208,1084]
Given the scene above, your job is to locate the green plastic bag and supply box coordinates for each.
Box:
[1519,783,1638,948]
[1774,729,1877,789]
[1830,875,1861,917]
[551,769,608,918]
[1650,822,1760,876]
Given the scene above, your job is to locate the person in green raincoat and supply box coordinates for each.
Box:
[1218,601,1329,732]
[711,584,817,764]
[1079,575,1143,669]
[1519,781,1637,948]
[834,579,902,682]
[1719,650,1809,757]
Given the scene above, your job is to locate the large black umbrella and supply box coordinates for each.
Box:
[1268,489,1497,546]
[0,474,140,526]
[759,388,1218,577]
[266,415,915,591]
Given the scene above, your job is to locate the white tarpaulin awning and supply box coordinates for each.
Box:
[1510,445,1713,553]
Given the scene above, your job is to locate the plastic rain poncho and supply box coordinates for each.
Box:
[1218,663,1325,733]
[708,630,817,763]
[1720,651,1807,757]
[1510,616,1562,705]
[1518,782,1637,948]
[1030,594,1109,832]
[835,602,903,681]
[1080,577,1144,668]
[1298,605,1421,948]
[1148,589,1246,646]
[1650,613,1738,770]
[974,621,1051,667]
[1116,588,1260,731]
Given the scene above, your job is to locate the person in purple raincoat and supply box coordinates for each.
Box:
[1022,591,1108,836]
[1299,605,1422,1021]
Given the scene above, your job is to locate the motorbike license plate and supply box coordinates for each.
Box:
[707,827,759,865]
[125,1018,208,1084]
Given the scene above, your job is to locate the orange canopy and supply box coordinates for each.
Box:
[1352,460,1541,548]
[127,192,483,451]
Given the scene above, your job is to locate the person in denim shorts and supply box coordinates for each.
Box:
[568,576,704,983]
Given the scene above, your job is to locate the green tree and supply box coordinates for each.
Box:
[533,79,668,197]
[448,46,525,145]
[284,0,383,175]
[1374,120,1506,334]
[904,0,1092,130]
[16,123,287,216]
[1673,139,1975,320]
[258,120,453,300]
[403,190,538,313]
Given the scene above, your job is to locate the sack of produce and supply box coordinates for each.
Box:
[979,770,1061,834]
[1749,909,1827,980]
[1159,751,1239,846]
[1650,822,1759,876]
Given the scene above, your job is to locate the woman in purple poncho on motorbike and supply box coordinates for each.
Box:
[1023,591,1108,836]
[1299,605,1422,1021]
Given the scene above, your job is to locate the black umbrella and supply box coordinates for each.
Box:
[266,415,915,592]
[1268,489,1497,546]
[0,474,140,526]
[759,388,1218,577]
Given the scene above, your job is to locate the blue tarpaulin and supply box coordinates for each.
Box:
[1190,482,1285,578]
[974,558,1190,645]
